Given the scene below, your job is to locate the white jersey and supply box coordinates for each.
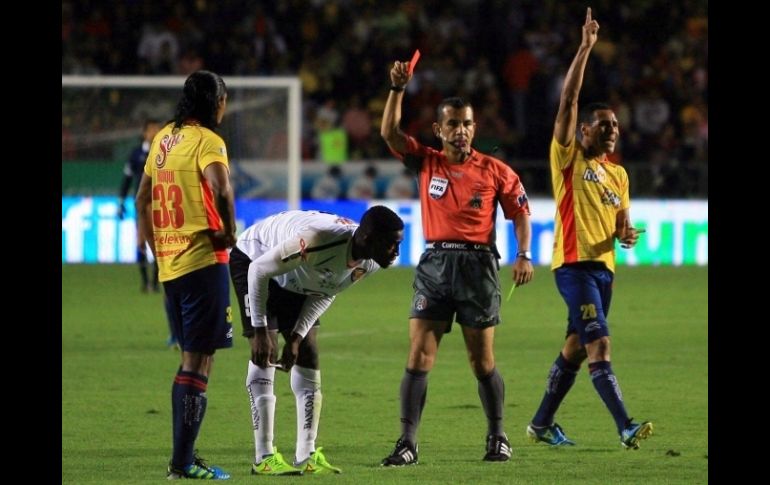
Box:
[235,210,381,336]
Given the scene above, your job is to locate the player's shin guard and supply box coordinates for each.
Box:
[247,361,276,460]
[532,353,579,427]
[171,368,208,469]
[291,365,322,464]
[589,361,630,434]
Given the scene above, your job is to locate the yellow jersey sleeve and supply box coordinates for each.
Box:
[198,132,229,172]
[550,136,578,171]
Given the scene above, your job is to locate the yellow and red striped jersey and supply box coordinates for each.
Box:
[550,136,629,273]
[144,123,230,281]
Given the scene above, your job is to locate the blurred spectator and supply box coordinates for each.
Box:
[501,35,539,136]
[177,49,204,76]
[137,22,179,74]
[347,165,378,200]
[463,57,497,94]
[341,95,372,158]
[680,95,708,163]
[311,165,343,200]
[633,88,671,159]
[385,168,417,199]
[473,88,517,159]
[314,99,340,132]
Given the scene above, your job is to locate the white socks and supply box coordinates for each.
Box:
[246,361,323,464]
[291,365,322,463]
[246,360,276,461]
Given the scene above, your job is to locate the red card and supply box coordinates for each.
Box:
[408,49,421,75]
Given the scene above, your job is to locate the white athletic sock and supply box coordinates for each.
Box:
[246,360,276,461]
[291,365,322,463]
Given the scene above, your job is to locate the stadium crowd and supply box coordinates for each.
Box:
[62,0,707,197]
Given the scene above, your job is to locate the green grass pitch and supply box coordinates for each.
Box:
[63,264,707,484]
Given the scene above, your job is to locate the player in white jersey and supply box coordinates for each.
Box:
[229,206,404,475]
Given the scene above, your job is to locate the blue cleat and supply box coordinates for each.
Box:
[167,462,231,480]
[526,423,576,446]
[167,453,230,480]
[621,421,653,450]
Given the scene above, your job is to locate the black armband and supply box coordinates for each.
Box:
[389,85,405,92]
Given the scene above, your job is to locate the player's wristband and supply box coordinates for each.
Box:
[390,85,405,92]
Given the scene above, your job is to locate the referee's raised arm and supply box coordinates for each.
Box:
[381,59,413,155]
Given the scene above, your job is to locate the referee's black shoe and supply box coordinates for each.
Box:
[483,433,512,461]
[381,438,418,466]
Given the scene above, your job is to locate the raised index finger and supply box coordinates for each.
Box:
[586,7,592,23]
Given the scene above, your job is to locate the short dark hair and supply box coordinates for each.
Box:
[579,102,612,125]
[437,97,472,123]
[173,70,227,130]
[359,205,404,236]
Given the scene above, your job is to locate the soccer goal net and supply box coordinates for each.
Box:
[61,75,302,208]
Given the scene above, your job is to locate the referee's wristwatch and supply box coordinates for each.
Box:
[516,250,532,261]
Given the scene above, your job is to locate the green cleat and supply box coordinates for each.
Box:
[295,447,342,474]
[251,448,303,476]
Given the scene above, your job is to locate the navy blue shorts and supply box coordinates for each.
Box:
[554,262,613,345]
[163,263,234,353]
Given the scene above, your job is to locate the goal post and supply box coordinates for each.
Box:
[61,75,303,209]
